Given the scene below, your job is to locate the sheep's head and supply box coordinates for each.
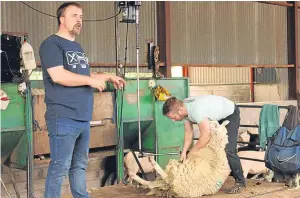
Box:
[237,130,250,148]
[208,120,229,149]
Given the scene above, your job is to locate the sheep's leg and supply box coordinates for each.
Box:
[264,170,274,182]
[149,158,167,179]
[293,174,299,189]
[251,172,262,180]
[129,172,152,188]
[287,174,300,190]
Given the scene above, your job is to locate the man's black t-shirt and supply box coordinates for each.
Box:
[39,34,93,121]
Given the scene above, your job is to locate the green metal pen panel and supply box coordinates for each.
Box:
[116,77,189,182]
[121,79,155,122]
[1,83,33,170]
[155,78,190,169]
[1,83,26,164]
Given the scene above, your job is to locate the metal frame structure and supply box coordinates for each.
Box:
[157,1,300,102]
[236,104,289,163]
[1,31,34,198]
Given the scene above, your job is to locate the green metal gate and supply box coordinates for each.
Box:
[116,77,190,183]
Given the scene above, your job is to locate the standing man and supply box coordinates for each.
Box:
[39,2,126,198]
[162,95,246,194]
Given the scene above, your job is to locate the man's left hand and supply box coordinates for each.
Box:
[109,75,126,90]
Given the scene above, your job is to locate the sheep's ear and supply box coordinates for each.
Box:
[222,120,230,126]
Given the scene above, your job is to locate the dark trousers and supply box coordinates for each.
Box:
[219,105,246,186]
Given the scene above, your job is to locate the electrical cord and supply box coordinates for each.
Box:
[20,1,122,22]
[1,50,33,84]
[2,51,25,83]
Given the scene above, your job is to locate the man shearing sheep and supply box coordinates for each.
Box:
[162,95,246,194]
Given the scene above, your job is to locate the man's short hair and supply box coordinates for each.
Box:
[162,97,182,115]
[56,2,82,26]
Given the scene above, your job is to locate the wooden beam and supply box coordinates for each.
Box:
[257,1,293,7]
[36,62,166,67]
[182,64,294,68]
[1,31,28,37]
[157,1,171,77]
[89,62,166,67]
[287,2,299,100]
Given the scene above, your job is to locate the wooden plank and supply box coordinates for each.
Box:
[32,92,117,155]
[32,90,47,131]
[1,31,28,37]
[1,153,111,183]
[90,92,117,148]
[90,125,117,148]
[80,178,297,198]
[1,151,115,198]
[157,1,172,77]
[35,62,166,67]
[182,64,294,68]
[33,130,49,155]
[33,126,116,155]
[92,92,114,120]
[1,169,105,196]
[287,2,299,99]
[258,1,293,7]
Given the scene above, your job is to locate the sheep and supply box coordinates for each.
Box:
[237,130,260,152]
[237,150,273,182]
[286,174,300,189]
[124,151,155,183]
[128,120,231,198]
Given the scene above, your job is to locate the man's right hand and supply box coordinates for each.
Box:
[179,151,187,163]
[88,77,106,92]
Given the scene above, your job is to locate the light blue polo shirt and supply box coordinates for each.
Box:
[183,95,235,124]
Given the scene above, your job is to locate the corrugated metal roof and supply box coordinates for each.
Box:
[1,1,156,65]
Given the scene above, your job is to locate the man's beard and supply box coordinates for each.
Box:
[69,24,81,36]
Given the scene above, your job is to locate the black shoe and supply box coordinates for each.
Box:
[227,183,246,194]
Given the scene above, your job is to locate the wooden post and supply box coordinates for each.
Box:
[287,2,299,100]
[157,1,171,77]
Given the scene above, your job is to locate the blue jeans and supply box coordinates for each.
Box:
[44,118,90,198]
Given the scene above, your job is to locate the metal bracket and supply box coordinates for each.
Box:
[90,120,106,127]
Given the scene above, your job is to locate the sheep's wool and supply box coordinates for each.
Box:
[140,121,231,197]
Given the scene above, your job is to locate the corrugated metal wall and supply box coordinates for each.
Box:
[1,1,156,65]
[1,1,293,100]
[170,1,287,85]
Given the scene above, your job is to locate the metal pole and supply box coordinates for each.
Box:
[141,152,181,157]
[136,5,142,153]
[26,81,34,198]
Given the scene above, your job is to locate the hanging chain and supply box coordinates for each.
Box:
[153,1,157,45]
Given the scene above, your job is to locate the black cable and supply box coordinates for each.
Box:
[1,51,27,84]
[20,1,121,22]
[115,3,118,75]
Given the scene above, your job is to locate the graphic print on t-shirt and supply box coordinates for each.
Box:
[66,51,89,69]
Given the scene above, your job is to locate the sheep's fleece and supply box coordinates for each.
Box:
[129,121,231,197]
